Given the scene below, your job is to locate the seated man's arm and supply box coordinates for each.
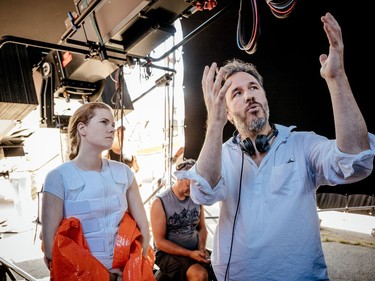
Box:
[197,205,209,257]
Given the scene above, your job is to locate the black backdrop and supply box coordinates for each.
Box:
[180,0,374,196]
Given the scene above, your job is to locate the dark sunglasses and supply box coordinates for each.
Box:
[176,159,196,171]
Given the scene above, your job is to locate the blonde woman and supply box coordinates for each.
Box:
[41,102,154,280]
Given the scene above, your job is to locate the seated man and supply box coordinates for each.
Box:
[150,159,216,281]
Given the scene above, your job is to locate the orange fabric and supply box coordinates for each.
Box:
[51,217,109,281]
[50,214,155,281]
[113,212,155,281]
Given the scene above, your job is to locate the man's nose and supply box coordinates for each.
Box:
[244,91,255,103]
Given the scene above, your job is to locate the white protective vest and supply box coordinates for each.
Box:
[59,160,130,269]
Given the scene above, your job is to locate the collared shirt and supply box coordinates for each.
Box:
[176,124,375,281]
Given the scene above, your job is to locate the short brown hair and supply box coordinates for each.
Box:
[221,58,264,87]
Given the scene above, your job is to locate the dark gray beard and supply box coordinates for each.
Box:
[248,117,266,133]
[234,102,270,134]
[236,117,266,134]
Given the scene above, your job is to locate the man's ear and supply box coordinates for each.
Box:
[227,110,234,124]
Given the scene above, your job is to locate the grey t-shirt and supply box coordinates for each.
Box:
[156,188,201,251]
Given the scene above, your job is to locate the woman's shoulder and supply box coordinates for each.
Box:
[46,161,74,177]
[105,159,134,184]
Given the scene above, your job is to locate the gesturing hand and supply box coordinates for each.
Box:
[201,62,232,129]
[319,12,345,80]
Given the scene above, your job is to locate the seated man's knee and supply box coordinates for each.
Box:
[186,263,209,281]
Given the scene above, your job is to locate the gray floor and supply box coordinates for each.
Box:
[323,242,375,281]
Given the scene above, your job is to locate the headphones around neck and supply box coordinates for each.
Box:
[233,123,279,156]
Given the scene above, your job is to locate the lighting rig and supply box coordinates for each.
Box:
[0,0,226,129]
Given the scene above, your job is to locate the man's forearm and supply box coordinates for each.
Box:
[196,124,223,187]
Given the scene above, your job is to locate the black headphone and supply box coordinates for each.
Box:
[233,123,278,156]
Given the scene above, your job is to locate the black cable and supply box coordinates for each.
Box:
[224,151,245,280]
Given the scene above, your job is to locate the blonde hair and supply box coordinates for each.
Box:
[67,102,113,160]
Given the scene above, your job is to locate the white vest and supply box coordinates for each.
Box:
[59,160,130,269]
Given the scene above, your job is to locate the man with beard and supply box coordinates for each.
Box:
[176,13,375,280]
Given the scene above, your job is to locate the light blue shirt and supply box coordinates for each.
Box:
[176,124,375,281]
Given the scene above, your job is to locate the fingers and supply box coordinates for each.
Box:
[201,62,232,127]
[321,12,333,24]
[321,12,342,47]
[202,62,218,92]
[319,12,345,78]
[202,63,216,84]
[214,67,226,91]
[202,62,230,97]
[220,77,232,97]
[207,62,218,83]
[202,64,211,87]
[196,251,211,263]
[319,54,327,66]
